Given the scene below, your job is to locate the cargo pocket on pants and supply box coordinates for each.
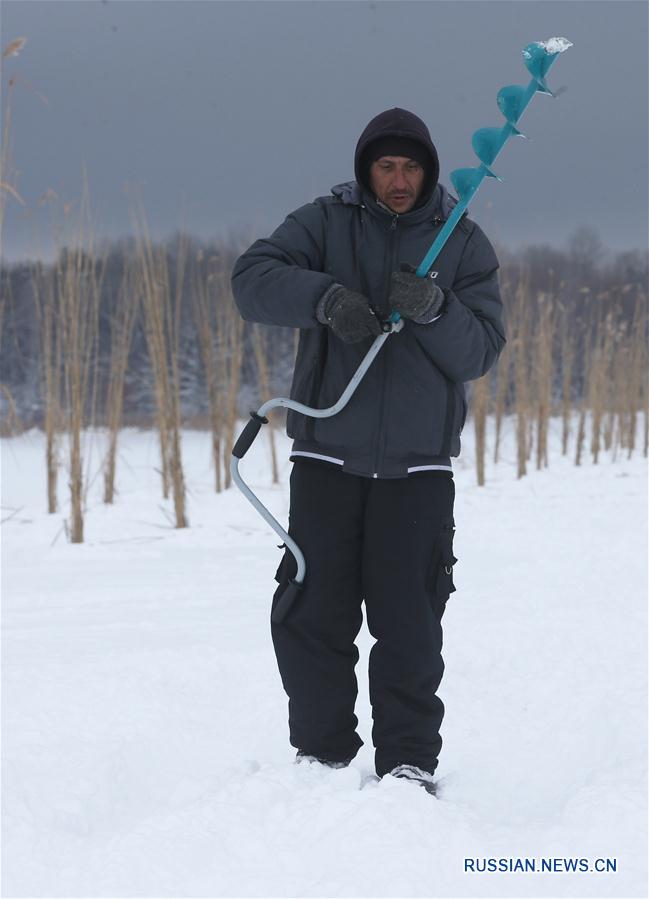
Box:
[274,543,298,584]
[428,521,457,619]
[274,544,288,585]
[272,544,298,618]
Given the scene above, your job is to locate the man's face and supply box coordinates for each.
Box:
[369,156,425,214]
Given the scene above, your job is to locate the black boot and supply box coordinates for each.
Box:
[295,750,353,769]
[388,764,437,795]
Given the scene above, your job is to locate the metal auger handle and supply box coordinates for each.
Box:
[231,319,403,622]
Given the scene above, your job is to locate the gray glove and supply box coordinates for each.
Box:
[389,264,446,324]
[316,284,382,344]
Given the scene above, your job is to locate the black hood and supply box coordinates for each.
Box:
[354,107,440,207]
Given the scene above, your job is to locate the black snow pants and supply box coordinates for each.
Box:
[271,459,456,777]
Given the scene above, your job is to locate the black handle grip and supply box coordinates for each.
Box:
[271,579,303,624]
[232,412,268,459]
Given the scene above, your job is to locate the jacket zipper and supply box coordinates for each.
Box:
[372,212,400,476]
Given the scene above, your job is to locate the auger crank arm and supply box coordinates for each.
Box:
[231,319,403,624]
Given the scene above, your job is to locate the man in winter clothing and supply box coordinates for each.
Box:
[231,107,505,794]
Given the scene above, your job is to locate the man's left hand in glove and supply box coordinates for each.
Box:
[388,264,446,324]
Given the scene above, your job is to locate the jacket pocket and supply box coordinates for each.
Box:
[427,521,457,618]
[286,331,327,439]
[274,549,287,585]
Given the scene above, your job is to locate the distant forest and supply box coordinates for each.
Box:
[1,225,646,429]
[1,224,646,536]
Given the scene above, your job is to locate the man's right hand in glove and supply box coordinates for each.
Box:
[316,284,382,344]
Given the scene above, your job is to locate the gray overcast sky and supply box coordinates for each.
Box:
[2,0,648,261]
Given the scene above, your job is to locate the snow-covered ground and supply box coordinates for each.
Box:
[2,420,647,898]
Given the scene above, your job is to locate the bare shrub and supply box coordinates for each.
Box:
[0,40,27,441]
[215,271,244,490]
[493,352,509,465]
[560,304,575,456]
[55,185,103,543]
[192,252,224,492]
[0,38,27,249]
[511,277,531,479]
[32,262,62,511]
[574,333,590,468]
[133,204,188,527]
[252,323,279,484]
[625,293,647,458]
[534,292,555,469]
[0,384,21,435]
[589,307,616,465]
[103,257,139,504]
[472,373,489,486]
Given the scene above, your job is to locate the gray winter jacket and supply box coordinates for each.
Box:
[231,180,505,478]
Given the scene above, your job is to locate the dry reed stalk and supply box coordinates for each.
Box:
[166,231,189,528]
[132,204,172,499]
[574,405,587,467]
[574,332,591,467]
[534,292,554,470]
[511,275,531,479]
[589,310,615,465]
[252,323,279,484]
[132,204,188,527]
[215,271,244,489]
[0,259,7,351]
[493,348,509,464]
[515,377,527,477]
[644,383,648,458]
[0,42,27,441]
[192,254,224,492]
[0,277,21,438]
[32,262,62,512]
[0,43,27,251]
[215,293,229,485]
[601,312,617,456]
[2,37,27,60]
[131,201,189,528]
[625,293,647,458]
[103,258,139,503]
[492,265,513,465]
[608,322,627,460]
[472,373,489,486]
[560,306,575,456]
[0,384,21,434]
[56,186,102,543]
[526,416,535,463]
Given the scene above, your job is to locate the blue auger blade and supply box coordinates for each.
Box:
[472,127,507,167]
[450,167,483,201]
[450,163,502,200]
[414,37,572,280]
[472,124,527,174]
[497,85,527,125]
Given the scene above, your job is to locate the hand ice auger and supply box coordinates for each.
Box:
[232,37,572,624]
